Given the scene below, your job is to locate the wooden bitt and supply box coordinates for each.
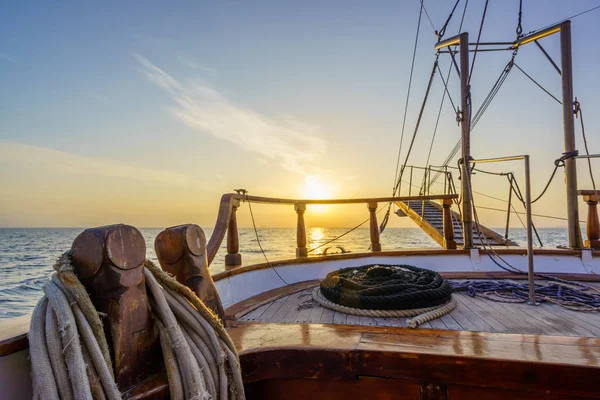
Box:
[70,224,160,390]
[295,204,308,257]
[368,202,381,252]
[441,199,457,250]
[225,199,242,268]
[580,190,600,249]
[155,224,226,321]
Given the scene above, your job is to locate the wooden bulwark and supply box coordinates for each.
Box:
[232,321,600,399]
[397,200,518,248]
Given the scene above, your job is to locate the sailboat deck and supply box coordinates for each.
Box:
[239,280,600,337]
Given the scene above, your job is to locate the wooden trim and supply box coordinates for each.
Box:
[0,314,30,357]
[240,193,458,205]
[230,322,600,397]
[207,193,238,265]
[224,280,320,320]
[212,247,591,282]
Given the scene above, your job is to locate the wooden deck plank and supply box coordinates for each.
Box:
[251,295,287,322]
[333,311,348,325]
[306,304,325,323]
[239,280,600,338]
[240,303,271,322]
[455,294,510,333]
[320,308,335,324]
[346,314,362,326]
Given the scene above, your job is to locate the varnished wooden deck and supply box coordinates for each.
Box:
[239,281,600,337]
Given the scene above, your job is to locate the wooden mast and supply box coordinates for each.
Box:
[560,20,583,248]
[459,32,474,248]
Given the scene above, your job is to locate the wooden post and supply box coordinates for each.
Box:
[225,199,242,268]
[71,224,161,390]
[560,20,583,248]
[459,31,474,248]
[581,191,600,249]
[155,224,226,321]
[295,204,308,257]
[368,201,382,252]
[441,199,457,249]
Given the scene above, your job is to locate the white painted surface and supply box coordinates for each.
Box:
[216,252,599,308]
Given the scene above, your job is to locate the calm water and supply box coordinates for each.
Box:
[0,227,569,319]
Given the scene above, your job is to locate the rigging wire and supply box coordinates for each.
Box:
[468,0,490,83]
[528,4,600,36]
[237,190,290,286]
[436,0,462,40]
[392,0,424,196]
[393,57,440,195]
[516,0,524,38]
[428,56,516,190]
[420,0,437,34]
[574,100,599,198]
[513,63,562,104]
[420,60,452,194]
[307,205,388,254]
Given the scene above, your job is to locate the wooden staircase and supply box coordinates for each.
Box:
[397,200,517,249]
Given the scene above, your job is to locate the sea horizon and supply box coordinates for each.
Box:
[0,226,572,319]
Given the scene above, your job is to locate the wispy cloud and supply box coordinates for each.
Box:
[0,141,203,186]
[135,54,327,175]
[0,53,15,63]
[177,56,217,74]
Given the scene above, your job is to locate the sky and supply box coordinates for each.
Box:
[1,0,599,230]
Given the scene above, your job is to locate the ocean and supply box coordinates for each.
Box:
[0,227,569,319]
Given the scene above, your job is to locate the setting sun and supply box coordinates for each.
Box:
[303,176,333,199]
[303,176,334,213]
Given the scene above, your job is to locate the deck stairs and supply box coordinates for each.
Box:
[396,200,518,249]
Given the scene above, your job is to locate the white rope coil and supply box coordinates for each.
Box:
[312,287,456,328]
[28,254,245,400]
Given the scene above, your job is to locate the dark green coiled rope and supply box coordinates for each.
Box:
[319,264,452,310]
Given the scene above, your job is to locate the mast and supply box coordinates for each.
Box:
[560,20,583,248]
[435,32,474,248]
[459,32,474,248]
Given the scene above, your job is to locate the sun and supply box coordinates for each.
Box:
[303,176,334,213]
[303,176,333,199]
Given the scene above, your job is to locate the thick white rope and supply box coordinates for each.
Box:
[312,287,457,328]
[29,255,245,400]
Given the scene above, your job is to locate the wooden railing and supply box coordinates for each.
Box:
[206,193,459,269]
[579,190,599,249]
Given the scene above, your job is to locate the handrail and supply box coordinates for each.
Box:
[239,193,457,205]
[206,193,459,267]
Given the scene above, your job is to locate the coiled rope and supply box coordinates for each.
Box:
[451,280,600,312]
[313,264,456,328]
[29,252,245,400]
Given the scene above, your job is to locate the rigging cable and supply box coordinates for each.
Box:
[420,59,454,194]
[574,99,599,199]
[236,189,290,286]
[428,55,516,191]
[513,63,562,104]
[528,4,600,36]
[308,205,388,254]
[393,57,439,195]
[516,0,523,38]
[436,0,462,40]
[392,0,424,197]
[468,0,490,83]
